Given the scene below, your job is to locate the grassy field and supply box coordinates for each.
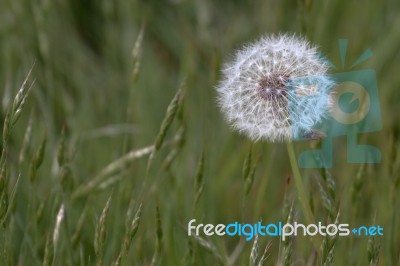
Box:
[1,0,400,265]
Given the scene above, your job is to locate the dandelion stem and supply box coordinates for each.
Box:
[286,141,320,249]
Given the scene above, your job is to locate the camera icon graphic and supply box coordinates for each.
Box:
[290,39,382,168]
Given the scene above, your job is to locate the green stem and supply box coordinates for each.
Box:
[286,141,320,249]
[286,141,314,223]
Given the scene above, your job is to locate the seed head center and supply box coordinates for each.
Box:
[258,74,289,101]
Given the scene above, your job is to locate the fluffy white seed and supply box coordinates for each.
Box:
[216,34,334,142]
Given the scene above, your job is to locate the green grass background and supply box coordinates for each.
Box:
[1,0,400,265]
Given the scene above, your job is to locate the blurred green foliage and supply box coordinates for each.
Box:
[1,0,400,265]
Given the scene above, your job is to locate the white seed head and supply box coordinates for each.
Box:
[216,34,335,142]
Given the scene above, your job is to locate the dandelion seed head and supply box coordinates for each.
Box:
[216,34,335,142]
